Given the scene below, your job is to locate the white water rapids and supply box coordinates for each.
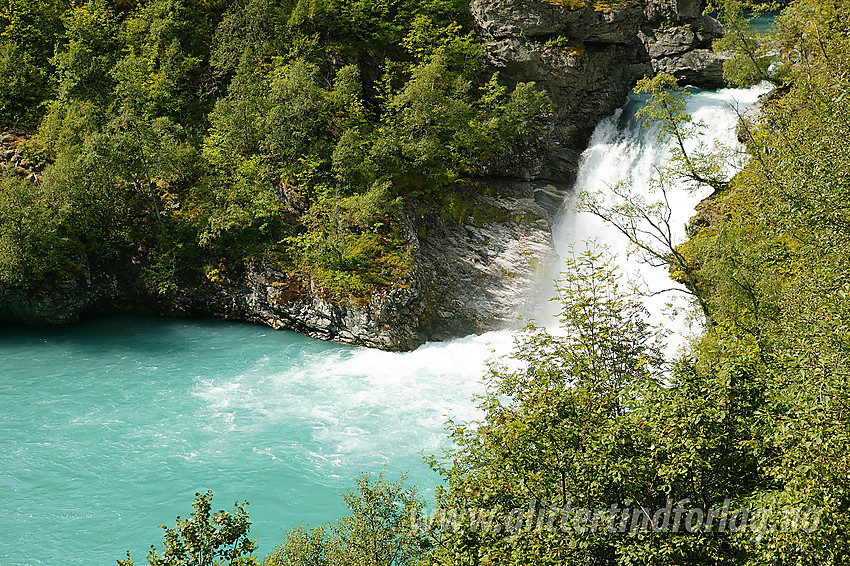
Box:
[249,82,775,480]
[224,81,774,498]
[551,83,771,357]
[177,81,774,545]
[321,82,772,391]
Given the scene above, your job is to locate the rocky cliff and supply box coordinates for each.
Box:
[0,0,727,350]
[472,0,726,193]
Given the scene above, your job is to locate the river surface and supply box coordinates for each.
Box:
[0,83,767,565]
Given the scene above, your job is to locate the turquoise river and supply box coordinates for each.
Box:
[0,82,767,565]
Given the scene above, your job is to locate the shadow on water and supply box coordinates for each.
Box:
[0,314,336,366]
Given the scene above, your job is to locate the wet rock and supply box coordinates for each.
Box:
[0,182,557,351]
[652,48,728,89]
[414,180,559,340]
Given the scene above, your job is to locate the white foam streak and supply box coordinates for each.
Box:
[191,331,517,481]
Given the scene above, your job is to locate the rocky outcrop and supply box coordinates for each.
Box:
[413,181,559,340]
[185,262,426,350]
[0,254,178,328]
[0,180,557,351]
[471,0,727,189]
[204,183,558,348]
[651,47,726,87]
[0,132,40,183]
[640,17,729,89]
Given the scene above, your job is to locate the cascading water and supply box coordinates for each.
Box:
[0,84,768,566]
[550,83,771,355]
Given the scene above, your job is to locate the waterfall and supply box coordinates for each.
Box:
[547,83,771,355]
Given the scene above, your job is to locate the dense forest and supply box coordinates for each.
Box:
[4,0,850,564]
[0,0,548,296]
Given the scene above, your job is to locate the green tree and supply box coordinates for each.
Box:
[0,0,69,126]
[709,0,779,87]
[633,73,730,191]
[331,473,427,566]
[579,73,726,318]
[115,0,224,132]
[427,249,666,564]
[371,54,550,196]
[0,0,551,300]
[0,173,69,286]
[578,3,850,562]
[266,473,427,566]
[52,0,121,105]
[118,491,257,566]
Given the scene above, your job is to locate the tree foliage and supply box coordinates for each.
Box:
[423,248,772,565]
[118,491,257,566]
[423,2,850,564]
[0,0,69,126]
[573,1,850,563]
[267,473,427,566]
[17,0,850,563]
[0,174,69,286]
[124,475,426,566]
[709,0,780,87]
[0,0,549,298]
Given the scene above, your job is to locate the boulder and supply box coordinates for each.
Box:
[652,48,729,89]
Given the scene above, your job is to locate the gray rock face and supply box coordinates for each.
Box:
[642,25,705,59]
[639,16,727,88]
[204,188,557,348]
[414,181,559,340]
[0,277,93,328]
[0,255,176,328]
[470,0,728,184]
[643,0,703,24]
[195,262,426,350]
[227,184,557,348]
[471,0,645,44]
[652,48,727,88]
[0,181,557,351]
[471,0,565,38]
[224,183,558,350]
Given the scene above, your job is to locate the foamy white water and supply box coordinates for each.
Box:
[551,84,770,356]
[191,328,518,478]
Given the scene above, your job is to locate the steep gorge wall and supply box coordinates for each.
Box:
[472,0,726,201]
